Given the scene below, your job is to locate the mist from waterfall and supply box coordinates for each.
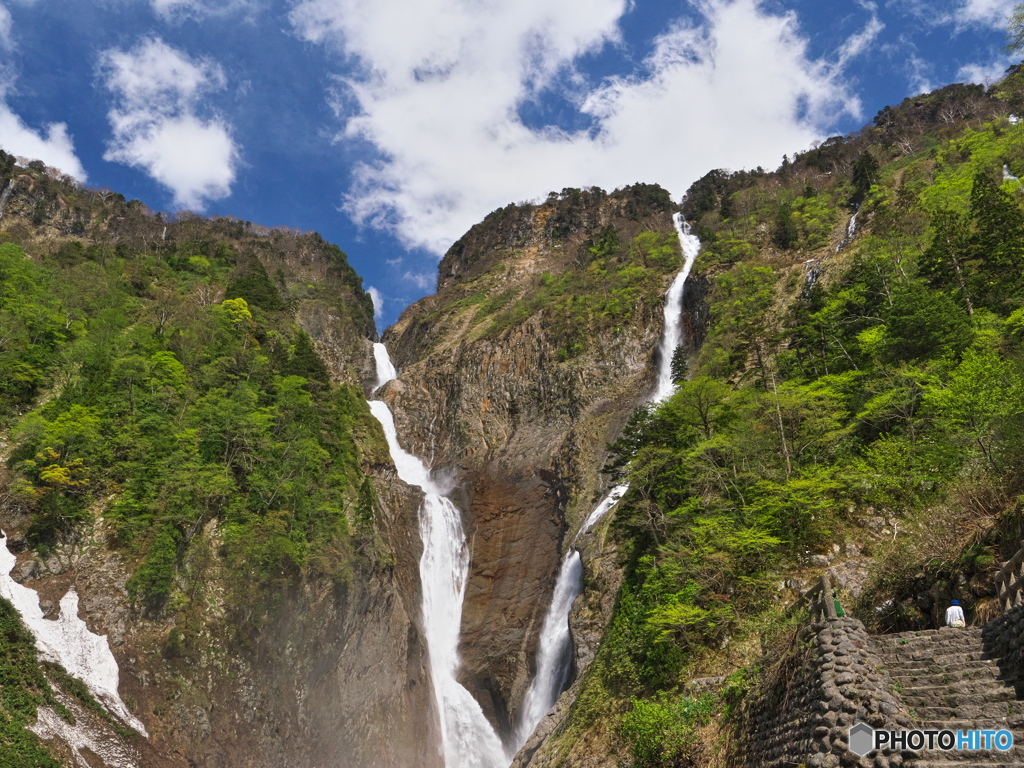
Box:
[512,212,701,752]
[368,345,507,768]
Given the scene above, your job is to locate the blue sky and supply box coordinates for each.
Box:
[0,0,1018,329]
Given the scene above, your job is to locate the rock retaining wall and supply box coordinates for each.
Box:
[736,616,912,768]
[982,601,1024,691]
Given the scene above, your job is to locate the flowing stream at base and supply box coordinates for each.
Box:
[512,212,702,751]
[369,354,508,768]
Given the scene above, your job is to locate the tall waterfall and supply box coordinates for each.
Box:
[369,345,507,768]
[512,213,702,751]
[651,213,701,403]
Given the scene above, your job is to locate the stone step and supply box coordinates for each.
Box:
[890,668,1005,688]
[907,750,1024,764]
[876,637,986,653]
[902,688,1018,708]
[880,629,984,646]
[913,702,1018,720]
[900,743,1024,764]
[876,641,986,654]
[908,754,1024,763]
[899,680,1018,698]
[878,650,995,667]
[915,718,1024,730]
[891,627,985,637]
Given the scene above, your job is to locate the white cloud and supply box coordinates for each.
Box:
[366,285,383,319]
[956,0,1015,27]
[0,106,87,180]
[904,54,935,95]
[291,0,864,255]
[0,5,12,49]
[0,4,87,180]
[149,0,255,21]
[402,271,433,290]
[835,6,885,69]
[100,37,238,210]
[958,59,1012,84]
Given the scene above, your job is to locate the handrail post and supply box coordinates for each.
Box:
[993,541,1024,615]
[823,573,837,620]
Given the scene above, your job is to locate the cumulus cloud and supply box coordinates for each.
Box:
[0,107,87,179]
[366,285,383,319]
[100,37,238,210]
[291,0,865,254]
[0,4,87,179]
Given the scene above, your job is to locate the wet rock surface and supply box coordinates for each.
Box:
[383,193,692,740]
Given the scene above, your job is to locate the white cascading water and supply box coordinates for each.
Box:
[0,534,148,739]
[835,208,859,253]
[512,212,702,751]
[368,345,508,768]
[0,179,13,220]
[651,213,702,403]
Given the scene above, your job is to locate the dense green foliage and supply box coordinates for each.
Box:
[560,78,1024,766]
[0,167,381,617]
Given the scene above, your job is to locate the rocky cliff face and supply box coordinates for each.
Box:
[378,185,693,743]
[0,477,441,768]
[0,163,709,767]
[0,162,443,768]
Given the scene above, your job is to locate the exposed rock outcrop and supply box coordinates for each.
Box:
[0,473,441,768]
[380,185,696,740]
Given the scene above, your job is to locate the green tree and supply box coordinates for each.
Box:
[772,202,799,250]
[285,332,330,390]
[1004,3,1024,54]
[925,348,1023,472]
[851,151,879,206]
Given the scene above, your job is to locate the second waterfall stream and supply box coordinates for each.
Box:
[512,212,701,750]
[369,348,509,768]
[369,212,701,766]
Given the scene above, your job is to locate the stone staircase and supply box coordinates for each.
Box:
[872,627,1024,767]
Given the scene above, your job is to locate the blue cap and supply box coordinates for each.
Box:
[951,600,960,606]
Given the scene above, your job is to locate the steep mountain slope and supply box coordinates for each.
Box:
[513,76,1024,768]
[0,159,439,768]
[7,69,1024,768]
[379,184,701,742]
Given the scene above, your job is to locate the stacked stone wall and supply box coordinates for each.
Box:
[735,616,912,768]
[982,601,1024,692]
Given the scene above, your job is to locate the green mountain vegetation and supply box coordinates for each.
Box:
[7,60,1024,768]
[0,155,383,627]
[398,183,683,372]
[552,75,1024,766]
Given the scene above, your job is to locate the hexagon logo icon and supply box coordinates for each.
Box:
[849,722,874,756]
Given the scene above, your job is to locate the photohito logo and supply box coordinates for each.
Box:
[848,722,1014,756]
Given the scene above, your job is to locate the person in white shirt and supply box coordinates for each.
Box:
[945,599,966,628]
